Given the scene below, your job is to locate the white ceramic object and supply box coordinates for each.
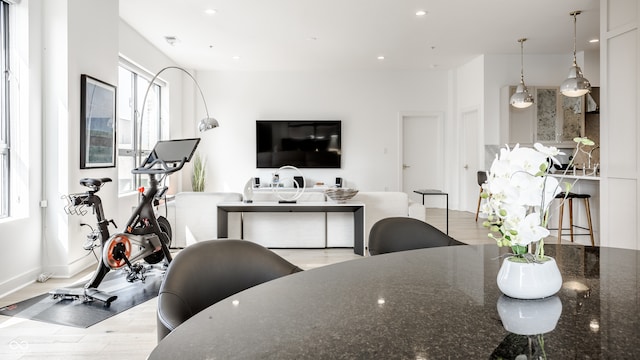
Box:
[324,188,358,203]
[496,257,562,300]
[243,178,254,202]
[497,295,562,335]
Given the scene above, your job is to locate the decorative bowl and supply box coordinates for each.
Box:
[325,188,358,203]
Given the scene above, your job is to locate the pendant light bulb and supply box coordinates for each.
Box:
[561,11,591,97]
[510,38,534,109]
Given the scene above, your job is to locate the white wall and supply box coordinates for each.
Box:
[195,70,450,194]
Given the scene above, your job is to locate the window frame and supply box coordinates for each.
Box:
[117,59,167,194]
[0,0,11,218]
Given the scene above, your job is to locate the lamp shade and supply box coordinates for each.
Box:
[560,64,591,97]
[198,117,219,132]
[510,83,534,109]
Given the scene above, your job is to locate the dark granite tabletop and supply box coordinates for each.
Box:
[149,244,639,359]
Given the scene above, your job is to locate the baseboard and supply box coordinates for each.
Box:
[0,267,41,299]
[45,255,96,279]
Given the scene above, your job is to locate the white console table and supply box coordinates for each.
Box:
[217,202,366,255]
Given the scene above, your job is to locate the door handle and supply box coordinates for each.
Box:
[464,164,469,170]
[403,164,411,169]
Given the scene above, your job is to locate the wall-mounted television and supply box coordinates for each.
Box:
[256,120,341,168]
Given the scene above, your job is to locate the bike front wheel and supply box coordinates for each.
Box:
[157,216,172,248]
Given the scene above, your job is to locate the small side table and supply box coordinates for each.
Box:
[413,189,449,234]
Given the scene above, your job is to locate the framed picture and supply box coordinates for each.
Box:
[80,74,116,169]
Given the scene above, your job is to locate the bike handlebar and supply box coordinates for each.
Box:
[131,157,188,175]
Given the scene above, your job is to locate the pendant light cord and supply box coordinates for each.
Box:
[570,11,580,67]
[519,39,524,82]
[518,38,527,84]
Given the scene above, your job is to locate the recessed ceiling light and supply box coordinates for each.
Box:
[589,38,599,43]
[377,56,385,60]
[416,10,427,16]
[232,55,241,60]
[205,9,217,15]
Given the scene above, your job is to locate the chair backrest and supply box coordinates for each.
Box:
[477,171,488,186]
[368,217,464,255]
[351,192,411,246]
[156,239,303,341]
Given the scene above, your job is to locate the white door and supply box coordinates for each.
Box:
[460,108,481,213]
[400,113,445,208]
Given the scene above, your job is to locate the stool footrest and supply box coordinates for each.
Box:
[549,225,591,232]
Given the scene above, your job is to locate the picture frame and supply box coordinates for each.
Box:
[80,74,117,169]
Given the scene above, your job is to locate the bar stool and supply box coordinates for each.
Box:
[475,171,488,222]
[554,192,595,246]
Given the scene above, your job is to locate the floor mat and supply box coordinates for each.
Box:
[0,266,164,328]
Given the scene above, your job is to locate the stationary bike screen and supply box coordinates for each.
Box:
[144,138,201,165]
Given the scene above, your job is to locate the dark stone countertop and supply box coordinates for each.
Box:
[149,244,639,359]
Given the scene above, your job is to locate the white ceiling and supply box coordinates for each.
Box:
[119,0,600,72]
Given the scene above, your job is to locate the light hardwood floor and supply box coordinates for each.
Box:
[0,209,494,359]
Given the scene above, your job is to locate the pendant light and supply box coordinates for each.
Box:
[560,11,591,97]
[510,38,534,109]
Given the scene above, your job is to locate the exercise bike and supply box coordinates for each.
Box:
[51,138,201,306]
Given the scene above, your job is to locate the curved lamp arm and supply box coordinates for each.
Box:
[137,66,219,165]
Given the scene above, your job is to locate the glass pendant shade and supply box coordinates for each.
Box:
[560,62,591,97]
[561,11,591,97]
[510,82,534,108]
[510,38,534,109]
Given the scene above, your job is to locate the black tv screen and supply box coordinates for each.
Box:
[256,120,341,168]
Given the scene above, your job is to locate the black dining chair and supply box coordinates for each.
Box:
[156,239,303,341]
[368,217,464,255]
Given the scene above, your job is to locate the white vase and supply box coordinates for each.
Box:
[496,256,562,299]
[497,295,562,335]
[243,178,254,202]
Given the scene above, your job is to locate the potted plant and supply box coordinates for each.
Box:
[481,137,594,299]
[191,152,206,192]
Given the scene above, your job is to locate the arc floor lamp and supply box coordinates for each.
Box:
[136,66,219,165]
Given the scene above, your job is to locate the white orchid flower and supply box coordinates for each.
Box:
[534,143,565,168]
[510,212,551,247]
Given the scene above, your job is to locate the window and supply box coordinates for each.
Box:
[117,62,166,193]
[0,1,10,218]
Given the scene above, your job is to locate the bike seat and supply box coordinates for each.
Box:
[80,177,112,189]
